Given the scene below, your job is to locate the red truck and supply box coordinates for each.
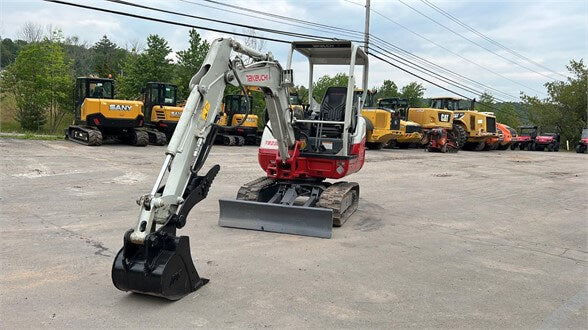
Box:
[576,128,588,153]
[511,126,560,151]
[511,125,537,150]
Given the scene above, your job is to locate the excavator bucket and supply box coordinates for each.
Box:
[112,231,208,300]
[111,165,221,300]
[218,199,334,238]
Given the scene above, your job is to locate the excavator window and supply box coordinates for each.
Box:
[88,81,113,99]
[163,86,176,105]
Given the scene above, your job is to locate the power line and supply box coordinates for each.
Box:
[43,0,292,44]
[370,47,508,113]
[397,0,557,82]
[358,1,545,96]
[178,0,363,42]
[106,0,359,43]
[420,0,568,80]
[187,0,525,100]
[129,0,509,102]
[371,43,501,101]
[46,0,506,112]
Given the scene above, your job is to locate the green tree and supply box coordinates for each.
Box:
[376,79,399,99]
[1,40,73,132]
[476,91,495,112]
[312,73,349,101]
[496,103,521,128]
[522,59,587,145]
[91,35,126,78]
[1,38,28,69]
[175,29,210,100]
[400,82,425,107]
[117,34,173,99]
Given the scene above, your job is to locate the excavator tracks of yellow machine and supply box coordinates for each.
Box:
[65,125,103,146]
[145,129,167,146]
[128,129,149,147]
[316,182,359,227]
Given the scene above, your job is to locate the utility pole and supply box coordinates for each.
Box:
[364,0,371,54]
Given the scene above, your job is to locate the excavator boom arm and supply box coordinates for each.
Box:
[130,38,294,244]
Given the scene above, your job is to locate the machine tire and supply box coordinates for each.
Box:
[452,124,467,149]
[519,143,526,151]
[366,142,383,150]
[510,144,516,150]
[131,130,149,147]
[474,141,486,151]
[397,142,409,149]
[554,142,559,152]
[547,143,553,152]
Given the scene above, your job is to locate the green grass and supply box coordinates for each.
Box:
[0,132,63,140]
[0,94,69,140]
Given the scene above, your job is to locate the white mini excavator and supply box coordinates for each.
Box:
[112,38,369,300]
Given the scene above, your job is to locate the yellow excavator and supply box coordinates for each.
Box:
[216,92,259,145]
[66,77,148,146]
[141,82,184,144]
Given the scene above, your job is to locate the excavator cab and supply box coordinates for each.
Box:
[74,77,114,121]
[215,93,258,145]
[141,82,182,144]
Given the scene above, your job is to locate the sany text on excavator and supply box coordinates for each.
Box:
[111,38,368,300]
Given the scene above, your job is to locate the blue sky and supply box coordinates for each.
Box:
[1,0,586,100]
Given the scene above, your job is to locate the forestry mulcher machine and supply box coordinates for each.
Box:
[66,77,148,146]
[111,39,368,300]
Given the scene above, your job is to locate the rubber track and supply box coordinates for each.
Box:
[133,130,149,147]
[316,182,359,227]
[66,126,103,146]
[236,176,276,201]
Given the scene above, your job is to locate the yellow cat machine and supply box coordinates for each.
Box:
[377,98,423,149]
[360,90,402,150]
[405,98,459,152]
[65,77,147,146]
[216,93,259,145]
[430,97,498,151]
[141,82,183,145]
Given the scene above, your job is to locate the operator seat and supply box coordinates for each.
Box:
[320,87,347,122]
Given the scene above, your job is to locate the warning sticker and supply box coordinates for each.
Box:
[201,101,211,120]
